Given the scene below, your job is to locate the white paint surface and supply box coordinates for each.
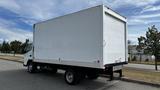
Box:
[103,6,126,65]
[33,5,127,69]
[34,6,103,68]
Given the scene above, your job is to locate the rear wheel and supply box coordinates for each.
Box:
[64,69,81,85]
[27,61,37,73]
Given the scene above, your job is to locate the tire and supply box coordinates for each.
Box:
[27,61,37,73]
[64,69,81,85]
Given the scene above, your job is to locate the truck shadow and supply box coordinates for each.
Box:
[0,69,117,90]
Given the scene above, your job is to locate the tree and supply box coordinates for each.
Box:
[10,40,22,55]
[136,36,145,62]
[0,43,2,52]
[137,25,160,70]
[128,40,132,62]
[21,39,31,54]
[1,41,10,53]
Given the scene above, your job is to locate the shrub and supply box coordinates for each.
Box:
[145,58,149,62]
[128,57,130,62]
[132,56,137,61]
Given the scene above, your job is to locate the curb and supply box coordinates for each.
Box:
[0,58,23,63]
[121,77,160,88]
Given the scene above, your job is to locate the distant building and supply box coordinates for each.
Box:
[128,45,152,62]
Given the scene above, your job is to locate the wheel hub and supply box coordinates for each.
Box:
[66,72,74,83]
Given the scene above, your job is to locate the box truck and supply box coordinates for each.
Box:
[24,5,127,85]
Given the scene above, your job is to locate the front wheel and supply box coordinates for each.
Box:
[27,61,37,73]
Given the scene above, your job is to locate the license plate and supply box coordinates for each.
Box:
[113,65,122,71]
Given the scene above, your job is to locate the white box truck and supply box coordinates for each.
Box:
[24,5,127,85]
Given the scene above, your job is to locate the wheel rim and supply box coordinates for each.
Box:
[66,72,74,83]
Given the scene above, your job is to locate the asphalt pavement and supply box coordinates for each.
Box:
[0,59,159,90]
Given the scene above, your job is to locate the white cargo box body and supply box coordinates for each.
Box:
[34,5,127,69]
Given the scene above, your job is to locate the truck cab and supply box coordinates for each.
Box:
[24,50,33,66]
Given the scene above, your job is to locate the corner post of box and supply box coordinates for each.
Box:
[33,24,36,60]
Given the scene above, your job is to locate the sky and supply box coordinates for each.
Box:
[0,0,160,44]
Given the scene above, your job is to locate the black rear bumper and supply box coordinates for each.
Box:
[102,61,127,80]
[104,61,128,67]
